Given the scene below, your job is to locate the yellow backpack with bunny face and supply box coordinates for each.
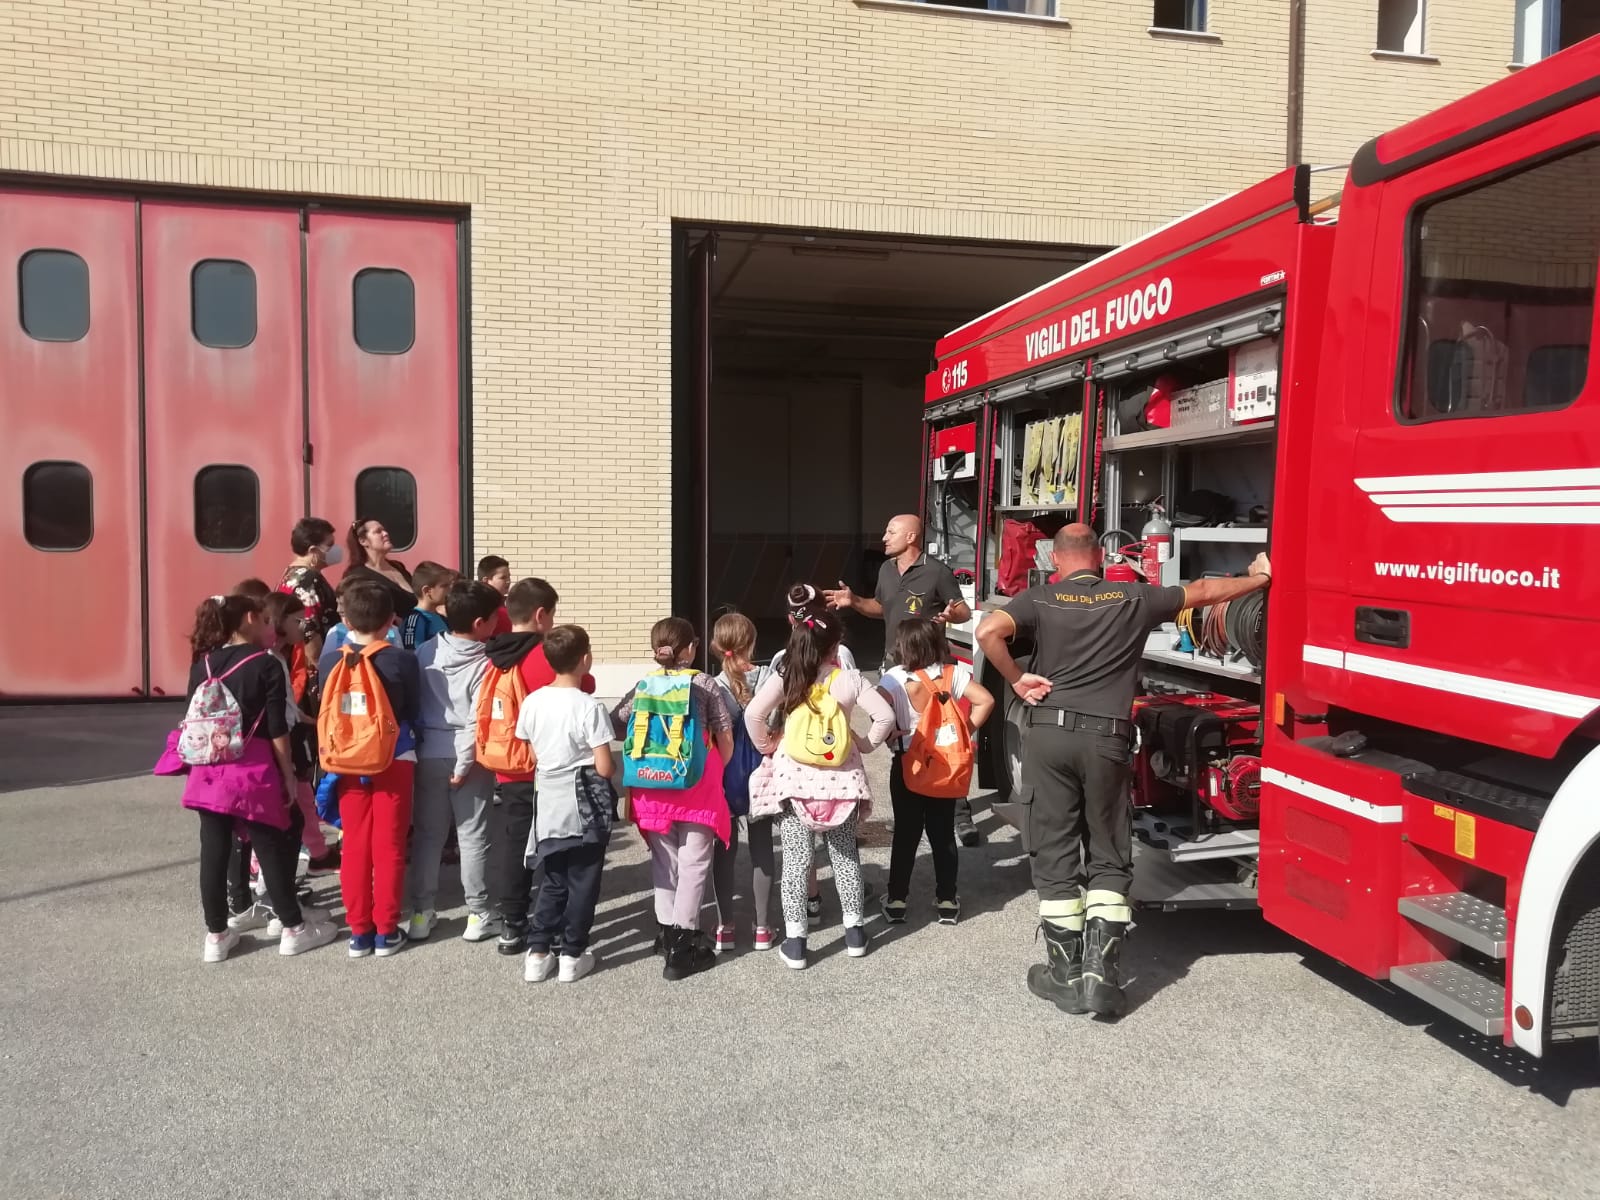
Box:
[781,669,852,767]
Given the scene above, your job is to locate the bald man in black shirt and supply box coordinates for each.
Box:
[978,524,1271,1017]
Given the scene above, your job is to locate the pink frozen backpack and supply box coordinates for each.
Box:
[177,652,266,766]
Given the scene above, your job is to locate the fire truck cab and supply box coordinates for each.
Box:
[923,37,1600,1060]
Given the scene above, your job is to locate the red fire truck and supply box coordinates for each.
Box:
[922,37,1600,1060]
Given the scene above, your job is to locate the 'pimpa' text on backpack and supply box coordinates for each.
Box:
[622,669,707,790]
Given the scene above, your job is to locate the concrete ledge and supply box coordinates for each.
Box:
[853,0,1070,28]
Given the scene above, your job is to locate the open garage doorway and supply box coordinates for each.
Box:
[672,225,1100,665]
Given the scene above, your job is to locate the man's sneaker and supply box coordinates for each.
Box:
[752,926,778,952]
[202,929,241,963]
[268,904,329,939]
[374,929,408,958]
[780,936,808,970]
[227,903,274,933]
[880,897,908,925]
[844,926,869,958]
[935,899,961,926]
[462,912,502,942]
[279,917,338,956]
[348,932,376,959]
[524,950,558,983]
[713,924,736,955]
[408,910,437,942]
[306,845,341,874]
[558,949,597,983]
[498,922,529,956]
[806,894,823,929]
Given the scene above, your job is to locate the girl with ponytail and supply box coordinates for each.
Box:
[744,589,895,971]
[176,594,338,964]
[609,617,735,981]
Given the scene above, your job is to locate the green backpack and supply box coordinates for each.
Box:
[622,669,707,790]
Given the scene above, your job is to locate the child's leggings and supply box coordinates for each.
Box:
[647,822,717,930]
[711,816,778,931]
[295,780,328,856]
[780,810,863,938]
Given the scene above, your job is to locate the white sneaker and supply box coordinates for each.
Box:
[227,903,273,933]
[463,912,503,942]
[279,917,338,956]
[558,949,597,983]
[268,903,328,939]
[203,929,241,963]
[524,951,558,982]
[408,910,437,941]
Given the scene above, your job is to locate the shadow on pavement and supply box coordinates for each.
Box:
[0,702,181,793]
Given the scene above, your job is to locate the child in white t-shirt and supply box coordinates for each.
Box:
[878,617,994,926]
[512,624,616,985]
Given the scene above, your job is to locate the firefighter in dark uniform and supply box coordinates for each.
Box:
[976,523,1271,1016]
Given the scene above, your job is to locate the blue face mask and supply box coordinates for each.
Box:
[322,544,345,566]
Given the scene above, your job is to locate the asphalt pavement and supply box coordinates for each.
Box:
[1,704,1597,1200]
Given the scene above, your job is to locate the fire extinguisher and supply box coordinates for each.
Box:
[1101,530,1139,583]
[1140,503,1173,583]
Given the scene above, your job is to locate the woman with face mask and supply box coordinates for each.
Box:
[340,516,418,617]
[279,517,343,663]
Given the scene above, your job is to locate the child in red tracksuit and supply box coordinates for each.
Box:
[317,580,422,959]
[482,577,597,955]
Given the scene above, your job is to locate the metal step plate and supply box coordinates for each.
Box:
[1132,844,1259,911]
[1390,960,1506,1036]
[1398,892,1508,958]
[1133,812,1261,862]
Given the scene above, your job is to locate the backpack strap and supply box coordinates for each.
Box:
[359,640,389,660]
[211,650,267,682]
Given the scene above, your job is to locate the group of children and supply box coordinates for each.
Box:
[169,543,995,982]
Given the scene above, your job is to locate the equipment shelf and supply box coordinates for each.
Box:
[1103,420,1276,453]
[1175,526,1269,544]
[1142,644,1261,683]
[995,503,1078,514]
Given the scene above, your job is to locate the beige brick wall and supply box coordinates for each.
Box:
[0,0,1520,655]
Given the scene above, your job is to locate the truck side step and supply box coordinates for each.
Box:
[1397,892,1507,958]
[1402,770,1550,833]
[1389,960,1506,1036]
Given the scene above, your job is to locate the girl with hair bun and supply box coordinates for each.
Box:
[610,617,735,981]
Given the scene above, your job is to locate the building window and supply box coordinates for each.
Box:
[903,0,1056,14]
[1152,0,1206,32]
[353,268,415,354]
[194,465,260,552]
[191,259,257,349]
[1398,142,1598,423]
[23,461,93,550]
[1376,0,1425,54]
[1515,0,1596,63]
[354,467,417,551]
[19,249,90,342]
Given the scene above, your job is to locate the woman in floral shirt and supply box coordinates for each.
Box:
[279,517,342,661]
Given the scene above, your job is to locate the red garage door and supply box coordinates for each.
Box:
[0,192,143,697]
[307,213,461,575]
[141,203,306,696]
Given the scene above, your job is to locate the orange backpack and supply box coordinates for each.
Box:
[903,665,974,799]
[474,661,533,775]
[317,642,399,775]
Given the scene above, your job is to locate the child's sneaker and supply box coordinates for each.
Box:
[348,932,376,958]
[227,903,273,933]
[936,899,961,925]
[408,910,437,941]
[844,926,869,958]
[374,929,408,957]
[880,897,907,925]
[524,950,558,983]
[752,926,779,952]
[806,894,823,928]
[202,929,241,963]
[279,917,338,956]
[713,924,736,955]
[780,936,808,970]
[498,921,528,956]
[268,903,328,939]
[306,844,341,874]
[558,949,597,983]
[462,911,502,943]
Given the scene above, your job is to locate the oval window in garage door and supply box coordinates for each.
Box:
[191,259,258,349]
[19,249,90,342]
[23,460,94,550]
[355,466,417,551]
[194,464,260,552]
[353,268,415,354]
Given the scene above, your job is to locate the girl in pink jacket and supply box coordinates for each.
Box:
[746,607,895,970]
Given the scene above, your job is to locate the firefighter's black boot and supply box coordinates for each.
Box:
[1082,916,1129,1017]
[1026,921,1087,1014]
